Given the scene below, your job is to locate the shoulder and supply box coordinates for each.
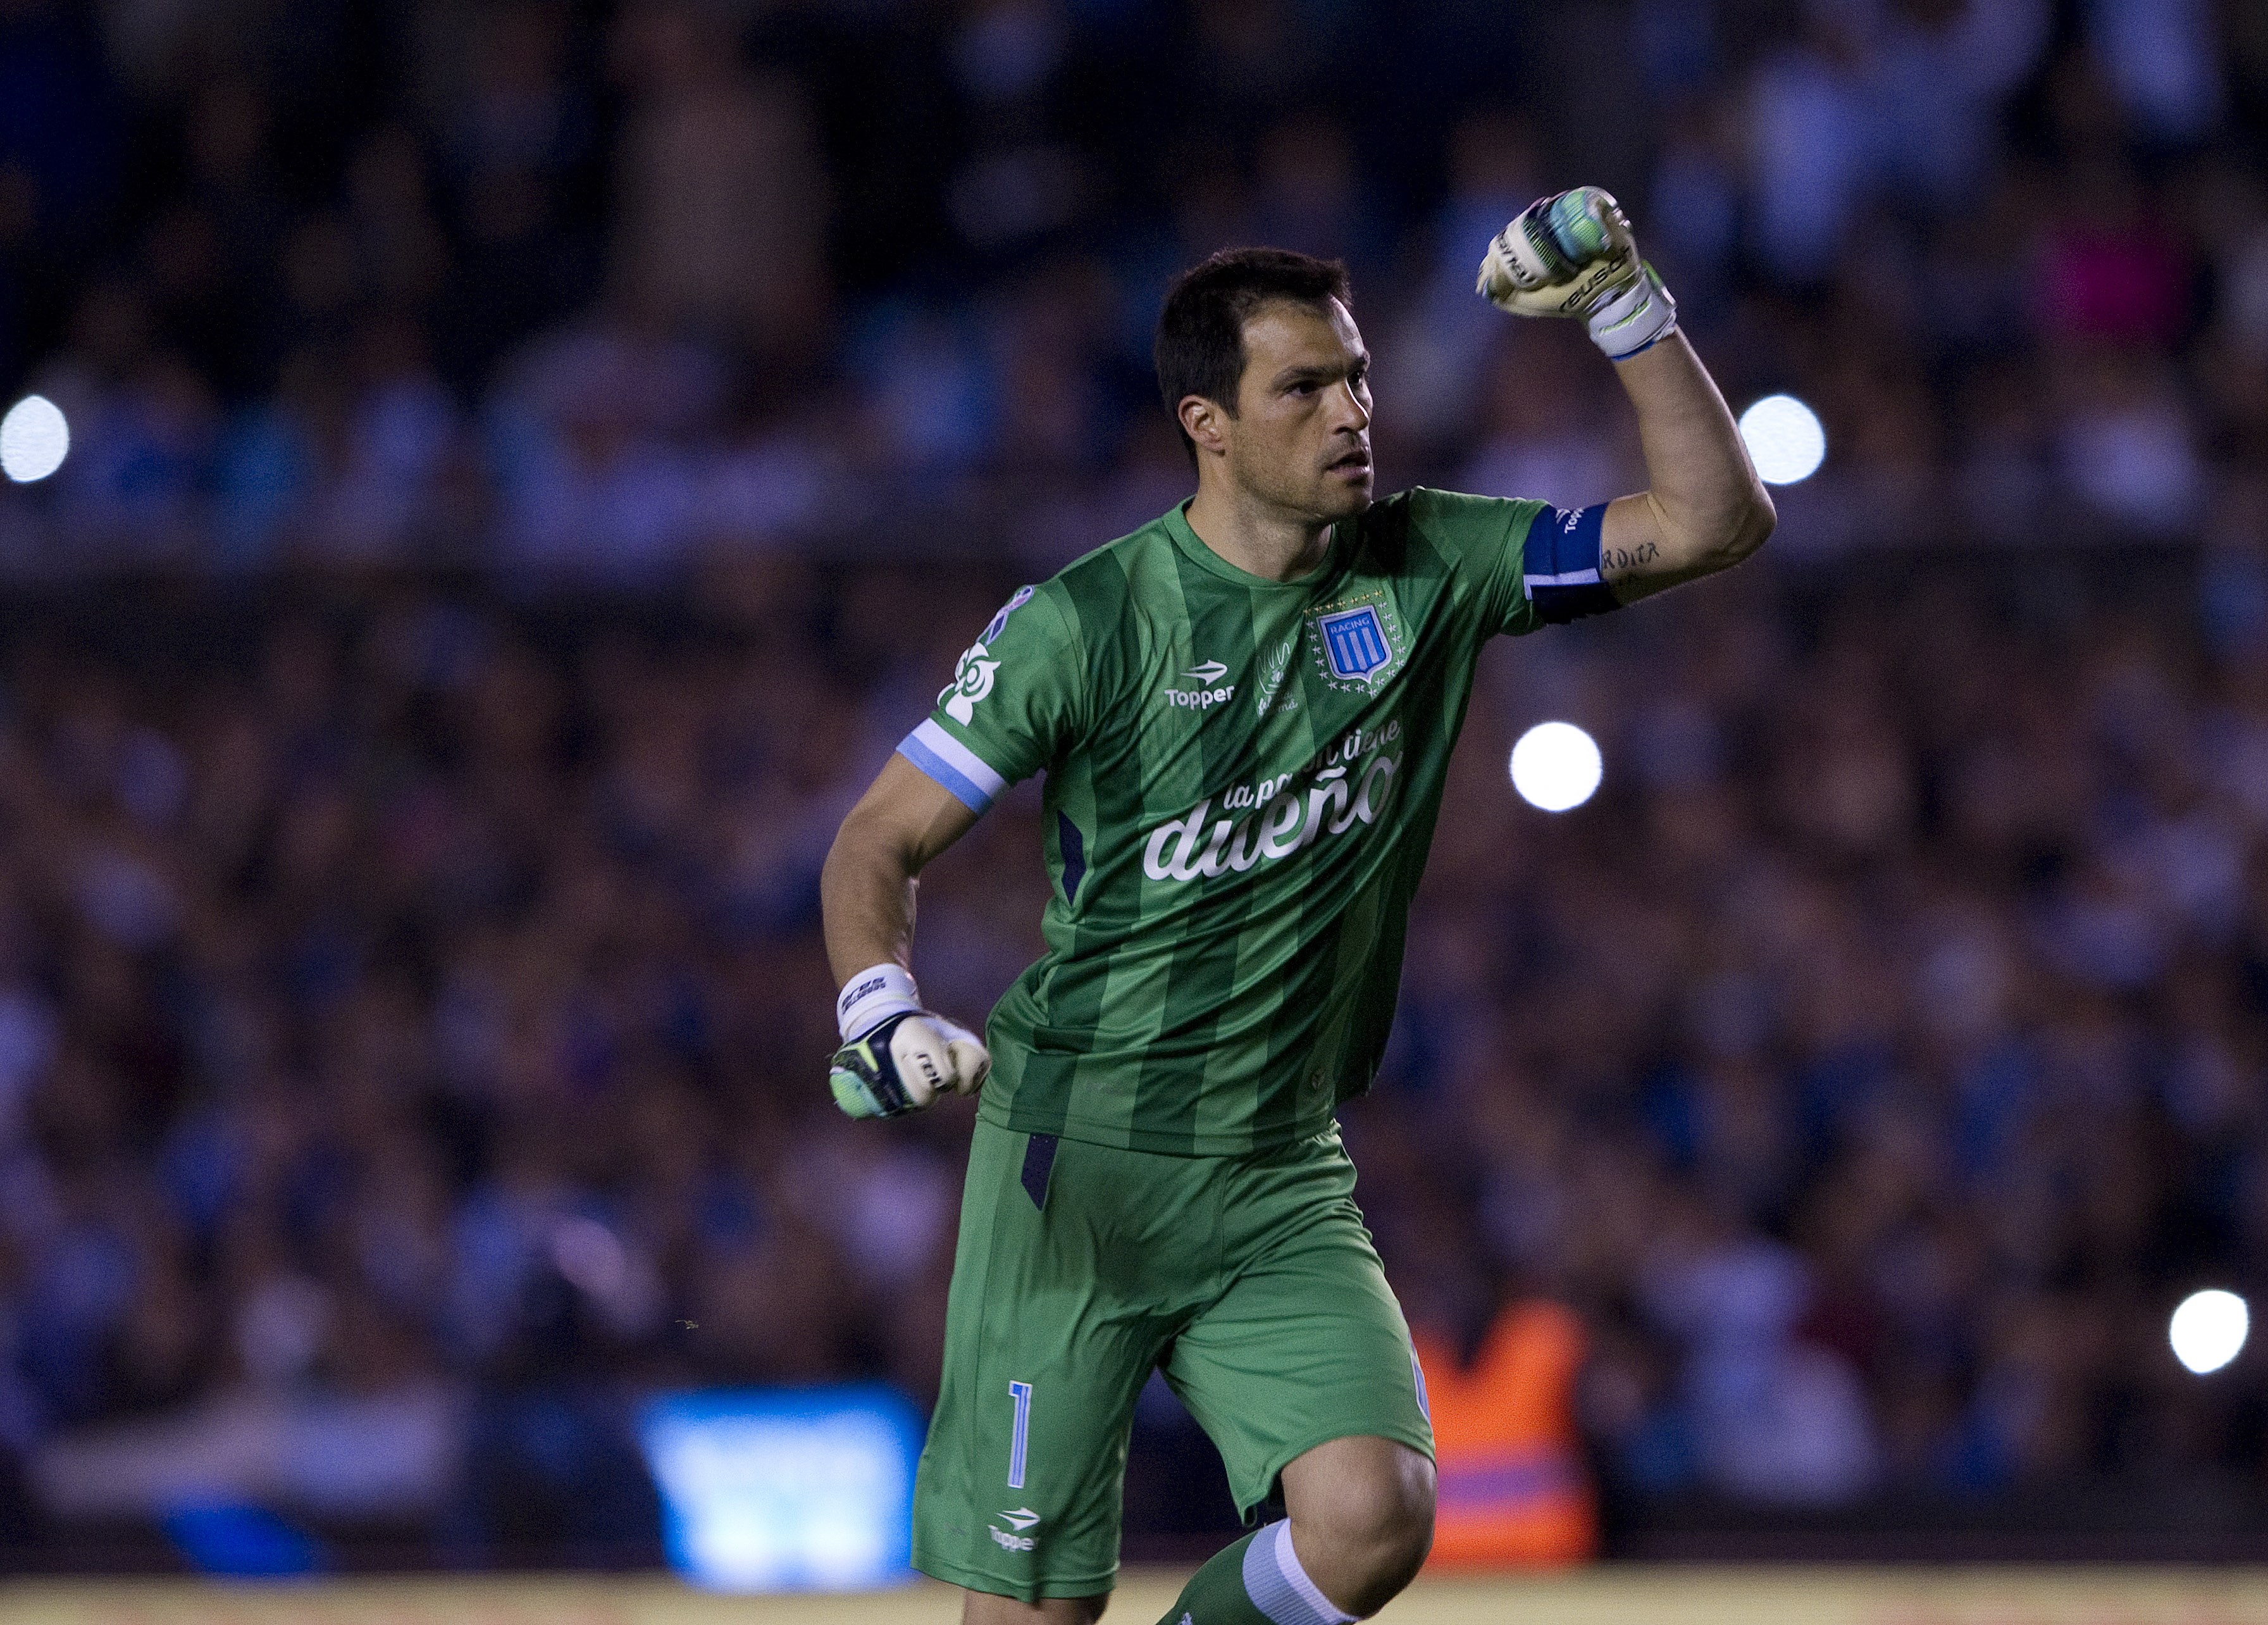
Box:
[1039,513,1186,643]
[1342,487,1542,578]
[1378,486,1548,546]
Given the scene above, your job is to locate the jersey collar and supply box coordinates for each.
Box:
[1163,499,1343,592]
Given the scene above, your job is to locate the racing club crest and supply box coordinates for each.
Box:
[1311,595,1407,693]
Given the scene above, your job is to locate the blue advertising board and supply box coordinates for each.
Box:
[640,1385,924,1591]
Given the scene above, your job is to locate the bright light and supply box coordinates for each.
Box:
[0,395,68,483]
[2170,1289,2249,1375]
[1738,394,1826,485]
[1509,721,1602,812]
[642,1386,922,1591]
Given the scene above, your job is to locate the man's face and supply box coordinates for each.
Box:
[1219,297,1373,523]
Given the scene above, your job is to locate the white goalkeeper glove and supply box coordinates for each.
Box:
[828,963,991,1119]
[1476,185,1678,361]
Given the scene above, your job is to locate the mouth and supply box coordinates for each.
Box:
[1327,447,1373,477]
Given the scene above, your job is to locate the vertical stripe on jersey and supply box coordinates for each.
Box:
[1315,518,1463,1105]
[1189,589,1322,1149]
[1011,551,1138,1138]
[1129,559,1271,1152]
[1244,635,1339,1143]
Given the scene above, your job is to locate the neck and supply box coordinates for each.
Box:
[1183,482,1335,583]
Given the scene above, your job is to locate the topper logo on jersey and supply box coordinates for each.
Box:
[1162,656,1235,711]
[1164,682,1236,710]
[1142,745,1401,882]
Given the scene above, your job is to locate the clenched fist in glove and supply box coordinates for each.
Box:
[1477,185,1678,361]
[829,963,991,1119]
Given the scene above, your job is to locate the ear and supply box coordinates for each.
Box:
[1178,394,1229,458]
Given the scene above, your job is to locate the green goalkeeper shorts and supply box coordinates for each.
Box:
[911,1118,1435,1603]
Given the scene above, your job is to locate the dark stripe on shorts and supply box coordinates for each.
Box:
[1020,1132,1058,1209]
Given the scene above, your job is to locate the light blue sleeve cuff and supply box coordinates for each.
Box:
[898,719,1010,814]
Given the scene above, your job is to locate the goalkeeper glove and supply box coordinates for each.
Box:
[1476,185,1678,361]
[828,963,991,1120]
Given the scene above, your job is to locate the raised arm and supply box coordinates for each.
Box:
[1599,332,1774,602]
[1478,186,1774,604]
[820,755,989,1119]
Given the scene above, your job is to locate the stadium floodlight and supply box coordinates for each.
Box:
[2170,1289,2248,1375]
[1509,721,1602,812]
[1738,393,1826,485]
[0,394,68,483]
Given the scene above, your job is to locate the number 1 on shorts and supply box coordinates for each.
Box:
[1008,1379,1033,1489]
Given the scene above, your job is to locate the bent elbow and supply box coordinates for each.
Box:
[1738,483,1776,556]
[1715,483,1775,568]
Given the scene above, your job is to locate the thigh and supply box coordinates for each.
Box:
[1162,1129,1435,1520]
[913,1121,1189,1605]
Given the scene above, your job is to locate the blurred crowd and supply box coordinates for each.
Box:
[0,0,2264,576]
[0,0,2267,1563]
[4,547,2268,1552]
[1375,551,2268,1514]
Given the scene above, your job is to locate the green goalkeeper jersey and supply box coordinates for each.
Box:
[898,489,1592,1157]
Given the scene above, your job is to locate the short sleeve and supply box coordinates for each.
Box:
[1403,488,1623,635]
[1399,489,1547,635]
[897,584,1083,814]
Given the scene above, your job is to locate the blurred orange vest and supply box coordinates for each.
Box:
[1411,1301,1596,1568]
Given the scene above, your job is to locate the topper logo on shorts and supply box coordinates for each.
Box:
[988,1507,1039,1550]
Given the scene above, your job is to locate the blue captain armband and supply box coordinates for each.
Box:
[1520,503,1622,624]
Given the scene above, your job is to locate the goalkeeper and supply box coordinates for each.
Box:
[822,189,1772,1624]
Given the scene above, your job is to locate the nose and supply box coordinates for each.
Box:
[1334,377,1370,431]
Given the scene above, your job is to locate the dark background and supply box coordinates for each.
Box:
[0,0,2266,1573]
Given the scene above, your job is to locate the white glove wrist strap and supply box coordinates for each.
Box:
[838,963,922,1041]
[1586,263,1677,361]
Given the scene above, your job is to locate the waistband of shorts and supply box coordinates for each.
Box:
[976,1100,1344,1165]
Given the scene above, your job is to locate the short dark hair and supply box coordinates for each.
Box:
[1154,247,1353,462]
